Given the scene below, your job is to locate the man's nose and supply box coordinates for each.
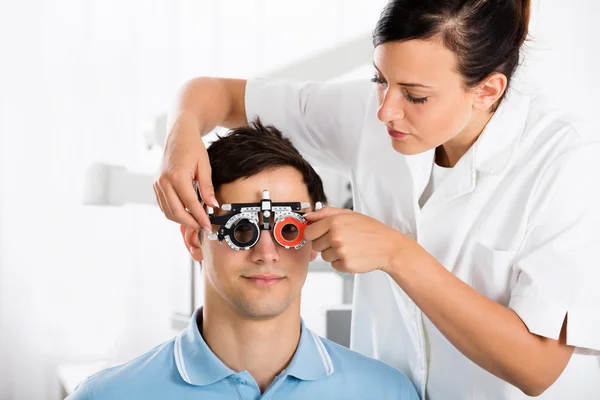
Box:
[250,229,280,264]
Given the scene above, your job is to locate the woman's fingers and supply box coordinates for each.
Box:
[155,171,201,230]
[311,234,333,253]
[196,159,219,209]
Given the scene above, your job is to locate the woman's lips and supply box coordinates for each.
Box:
[387,128,409,139]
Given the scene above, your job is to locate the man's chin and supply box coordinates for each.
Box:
[233,299,292,321]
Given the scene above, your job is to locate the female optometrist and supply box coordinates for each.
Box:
[154,0,600,398]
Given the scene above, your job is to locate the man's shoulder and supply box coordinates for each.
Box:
[318,336,419,398]
[67,338,179,400]
[320,336,404,377]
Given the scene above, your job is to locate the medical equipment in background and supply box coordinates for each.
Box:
[82,33,372,347]
[83,163,156,206]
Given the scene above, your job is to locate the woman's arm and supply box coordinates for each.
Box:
[155,77,247,230]
[157,78,372,229]
[304,207,576,397]
[170,77,248,135]
[386,249,574,397]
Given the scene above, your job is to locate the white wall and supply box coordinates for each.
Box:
[523,1,600,119]
[0,1,598,399]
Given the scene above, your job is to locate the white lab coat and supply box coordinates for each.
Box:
[245,78,600,399]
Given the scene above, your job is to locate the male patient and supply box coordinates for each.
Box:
[68,119,418,400]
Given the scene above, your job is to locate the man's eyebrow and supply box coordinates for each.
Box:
[372,62,433,89]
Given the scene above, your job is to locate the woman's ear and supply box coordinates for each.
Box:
[473,72,507,112]
[180,224,204,262]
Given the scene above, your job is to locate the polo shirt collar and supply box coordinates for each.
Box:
[174,307,236,386]
[174,308,335,386]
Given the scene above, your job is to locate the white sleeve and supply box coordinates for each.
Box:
[508,142,600,352]
[244,78,374,175]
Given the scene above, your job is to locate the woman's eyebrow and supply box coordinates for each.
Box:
[373,62,433,88]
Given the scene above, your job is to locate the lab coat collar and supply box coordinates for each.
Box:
[174,307,334,386]
[404,149,436,207]
[404,86,531,206]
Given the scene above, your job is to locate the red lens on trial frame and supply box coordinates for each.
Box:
[273,216,308,248]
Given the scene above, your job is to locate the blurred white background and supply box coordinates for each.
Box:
[0,0,598,399]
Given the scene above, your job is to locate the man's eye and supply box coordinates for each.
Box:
[233,221,255,243]
[281,224,299,240]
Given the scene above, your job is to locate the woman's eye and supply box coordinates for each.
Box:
[405,92,428,105]
[370,75,387,86]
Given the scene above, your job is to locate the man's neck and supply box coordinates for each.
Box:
[201,302,301,393]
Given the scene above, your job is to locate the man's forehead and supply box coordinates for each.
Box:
[217,185,311,204]
[218,168,310,200]
[217,194,310,204]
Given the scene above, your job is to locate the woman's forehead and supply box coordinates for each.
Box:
[374,40,460,84]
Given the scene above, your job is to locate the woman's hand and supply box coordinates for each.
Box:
[154,112,218,233]
[303,206,420,274]
[154,78,247,231]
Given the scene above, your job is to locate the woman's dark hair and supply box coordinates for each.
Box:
[373,0,531,95]
[206,117,328,207]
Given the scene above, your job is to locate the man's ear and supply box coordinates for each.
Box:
[473,72,507,112]
[180,224,204,263]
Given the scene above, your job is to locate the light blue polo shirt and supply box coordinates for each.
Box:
[68,308,419,399]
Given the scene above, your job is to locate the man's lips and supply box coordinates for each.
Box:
[245,274,284,280]
[243,274,285,286]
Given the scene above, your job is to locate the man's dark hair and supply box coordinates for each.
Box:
[207,117,328,206]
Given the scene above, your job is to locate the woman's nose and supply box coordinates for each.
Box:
[377,90,405,123]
